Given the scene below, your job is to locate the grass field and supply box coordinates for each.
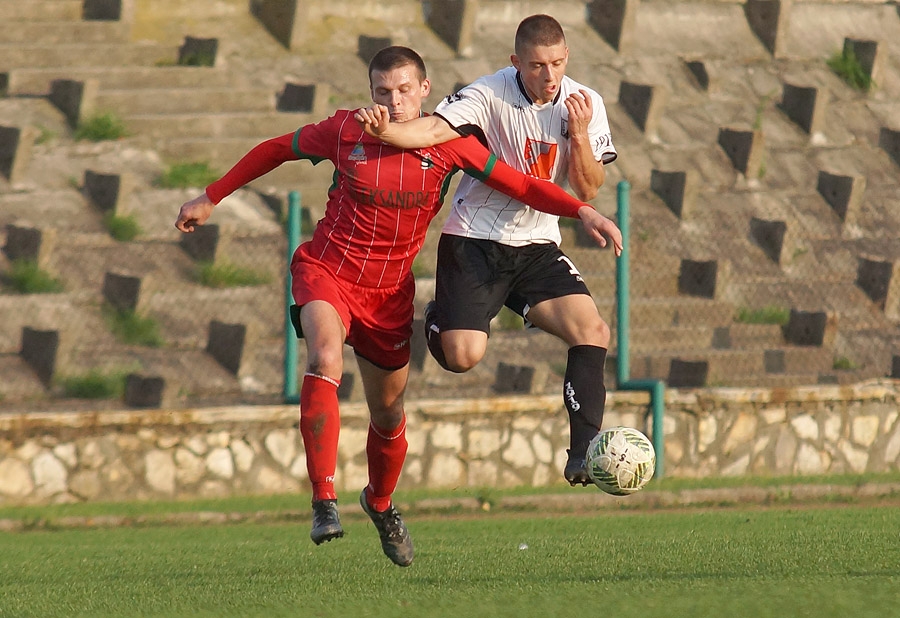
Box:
[1,477,899,618]
[0,474,900,618]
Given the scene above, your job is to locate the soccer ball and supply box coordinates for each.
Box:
[585,426,655,496]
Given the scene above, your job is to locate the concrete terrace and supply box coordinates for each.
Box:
[0,0,899,411]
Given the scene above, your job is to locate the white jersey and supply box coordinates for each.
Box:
[434,66,617,246]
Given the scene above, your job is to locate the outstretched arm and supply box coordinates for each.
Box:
[355,104,459,148]
[479,155,622,256]
[174,133,297,233]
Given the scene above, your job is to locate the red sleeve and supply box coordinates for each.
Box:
[482,158,584,219]
[445,135,586,219]
[205,132,298,204]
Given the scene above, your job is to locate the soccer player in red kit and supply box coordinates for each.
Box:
[175,46,622,567]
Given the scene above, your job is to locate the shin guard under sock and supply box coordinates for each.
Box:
[563,345,608,457]
[300,373,341,502]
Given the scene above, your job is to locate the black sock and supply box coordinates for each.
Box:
[564,345,607,457]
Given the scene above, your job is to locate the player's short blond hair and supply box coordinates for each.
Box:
[514,14,566,55]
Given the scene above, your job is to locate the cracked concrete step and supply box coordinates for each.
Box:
[0,355,48,402]
[627,346,837,385]
[95,88,276,116]
[6,65,230,96]
[0,190,102,233]
[0,0,82,21]
[598,296,736,330]
[125,111,309,140]
[0,20,129,45]
[0,43,177,70]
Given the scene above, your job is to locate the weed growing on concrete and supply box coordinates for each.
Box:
[74,112,129,142]
[195,261,272,288]
[103,305,164,347]
[833,356,857,370]
[827,47,873,91]
[157,162,220,189]
[2,260,64,294]
[58,369,127,399]
[103,213,141,242]
[734,305,790,325]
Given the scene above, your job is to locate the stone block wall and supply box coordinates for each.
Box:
[1,380,899,505]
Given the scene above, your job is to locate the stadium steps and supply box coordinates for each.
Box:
[600,296,737,330]
[626,346,837,386]
[0,20,130,45]
[0,0,81,22]
[0,43,178,70]
[0,190,103,233]
[124,112,310,141]
[0,355,49,402]
[93,88,276,117]
[6,66,231,97]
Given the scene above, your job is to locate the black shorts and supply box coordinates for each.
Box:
[434,234,592,334]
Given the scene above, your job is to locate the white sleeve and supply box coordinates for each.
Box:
[587,91,617,164]
[434,79,493,132]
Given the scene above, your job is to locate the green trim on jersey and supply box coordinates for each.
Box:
[442,153,497,203]
[291,127,327,165]
[462,153,496,182]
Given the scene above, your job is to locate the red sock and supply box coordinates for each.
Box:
[300,373,341,502]
[365,415,407,512]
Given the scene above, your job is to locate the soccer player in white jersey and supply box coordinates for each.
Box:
[355,14,621,487]
[178,45,620,567]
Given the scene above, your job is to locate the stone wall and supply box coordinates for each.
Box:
[1,380,899,505]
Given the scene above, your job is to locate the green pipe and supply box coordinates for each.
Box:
[614,180,666,478]
[284,191,301,404]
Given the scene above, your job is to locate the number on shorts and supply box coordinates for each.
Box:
[557,255,582,277]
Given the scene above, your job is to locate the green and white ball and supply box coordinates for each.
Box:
[586,426,655,496]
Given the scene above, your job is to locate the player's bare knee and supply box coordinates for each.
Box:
[369,405,404,430]
[443,347,483,373]
[306,350,343,379]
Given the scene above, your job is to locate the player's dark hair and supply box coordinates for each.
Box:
[514,14,566,55]
[368,46,427,85]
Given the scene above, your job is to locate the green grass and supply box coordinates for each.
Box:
[833,356,857,370]
[74,112,129,142]
[495,306,524,331]
[2,259,64,294]
[827,46,873,91]
[103,212,142,241]
[195,260,272,288]
[57,369,127,399]
[734,305,790,325]
[103,305,164,347]
[0,502,897,618]
[178,51,216,67]
[157,162,220,189]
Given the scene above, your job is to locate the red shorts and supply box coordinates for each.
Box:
[290,245,414,370]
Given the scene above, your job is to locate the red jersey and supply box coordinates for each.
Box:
[206,109,586,289]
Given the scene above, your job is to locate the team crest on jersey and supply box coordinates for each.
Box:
[419,153,434,170]
[349,142,367,163]
[445,91,466,104]
[524,138,557,180]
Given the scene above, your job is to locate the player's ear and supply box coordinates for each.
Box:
[510,54,520,70]
[421,78,431,97]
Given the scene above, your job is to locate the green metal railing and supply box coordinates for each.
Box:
[614,180,666,479]
[283,190,301,405]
